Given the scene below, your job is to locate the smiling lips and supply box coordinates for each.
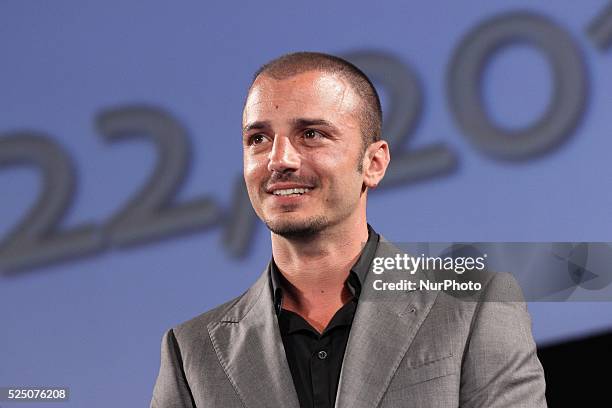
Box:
[265,182,315,198]
[272,187,312,196]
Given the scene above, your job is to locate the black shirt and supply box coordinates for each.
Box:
[269,225,380,408]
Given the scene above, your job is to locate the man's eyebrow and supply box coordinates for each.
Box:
[243,118,339,134]
[292,118,339,132]
[242,121,270,133]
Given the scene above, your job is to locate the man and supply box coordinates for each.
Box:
[151,52,547,407]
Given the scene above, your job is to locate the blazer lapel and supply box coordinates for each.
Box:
[335,237,441,408]
[207,266,300,408]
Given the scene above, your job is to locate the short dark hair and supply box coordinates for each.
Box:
[248,52,382,147]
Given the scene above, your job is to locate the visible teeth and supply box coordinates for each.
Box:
[273,188,311,196]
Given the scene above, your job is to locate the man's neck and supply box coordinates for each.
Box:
[271,219,369,332]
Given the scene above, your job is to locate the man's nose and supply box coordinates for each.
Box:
[268,135,300,173]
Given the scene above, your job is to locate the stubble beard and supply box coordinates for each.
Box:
[264,214,331,240]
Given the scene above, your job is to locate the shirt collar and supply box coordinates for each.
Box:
[269,224,380,316]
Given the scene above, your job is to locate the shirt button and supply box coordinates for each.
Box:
[317,350,328,360]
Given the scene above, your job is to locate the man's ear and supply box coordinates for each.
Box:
[362,140,390,189]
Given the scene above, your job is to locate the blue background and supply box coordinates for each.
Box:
[1,1,611,406]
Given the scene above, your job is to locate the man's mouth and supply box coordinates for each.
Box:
[272,188,312,197]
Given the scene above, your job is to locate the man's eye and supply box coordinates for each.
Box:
[303,129,322,140]
[249,134,265,145]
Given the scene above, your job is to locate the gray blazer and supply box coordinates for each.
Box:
[151,237,547,407]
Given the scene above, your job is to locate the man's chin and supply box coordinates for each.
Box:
[264,216,330,239]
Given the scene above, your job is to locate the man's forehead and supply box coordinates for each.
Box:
[243,71,361,123]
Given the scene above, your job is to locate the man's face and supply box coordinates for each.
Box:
[242,70,368,237]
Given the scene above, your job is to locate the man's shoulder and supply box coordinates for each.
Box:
[431,269,526,306]
[169,267,269,341]
[171,291,246,339]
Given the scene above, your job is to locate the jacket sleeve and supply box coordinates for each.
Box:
[459,272,548,408]
[151,328,196,408]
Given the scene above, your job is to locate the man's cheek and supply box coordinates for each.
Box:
[243,159,260,177]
